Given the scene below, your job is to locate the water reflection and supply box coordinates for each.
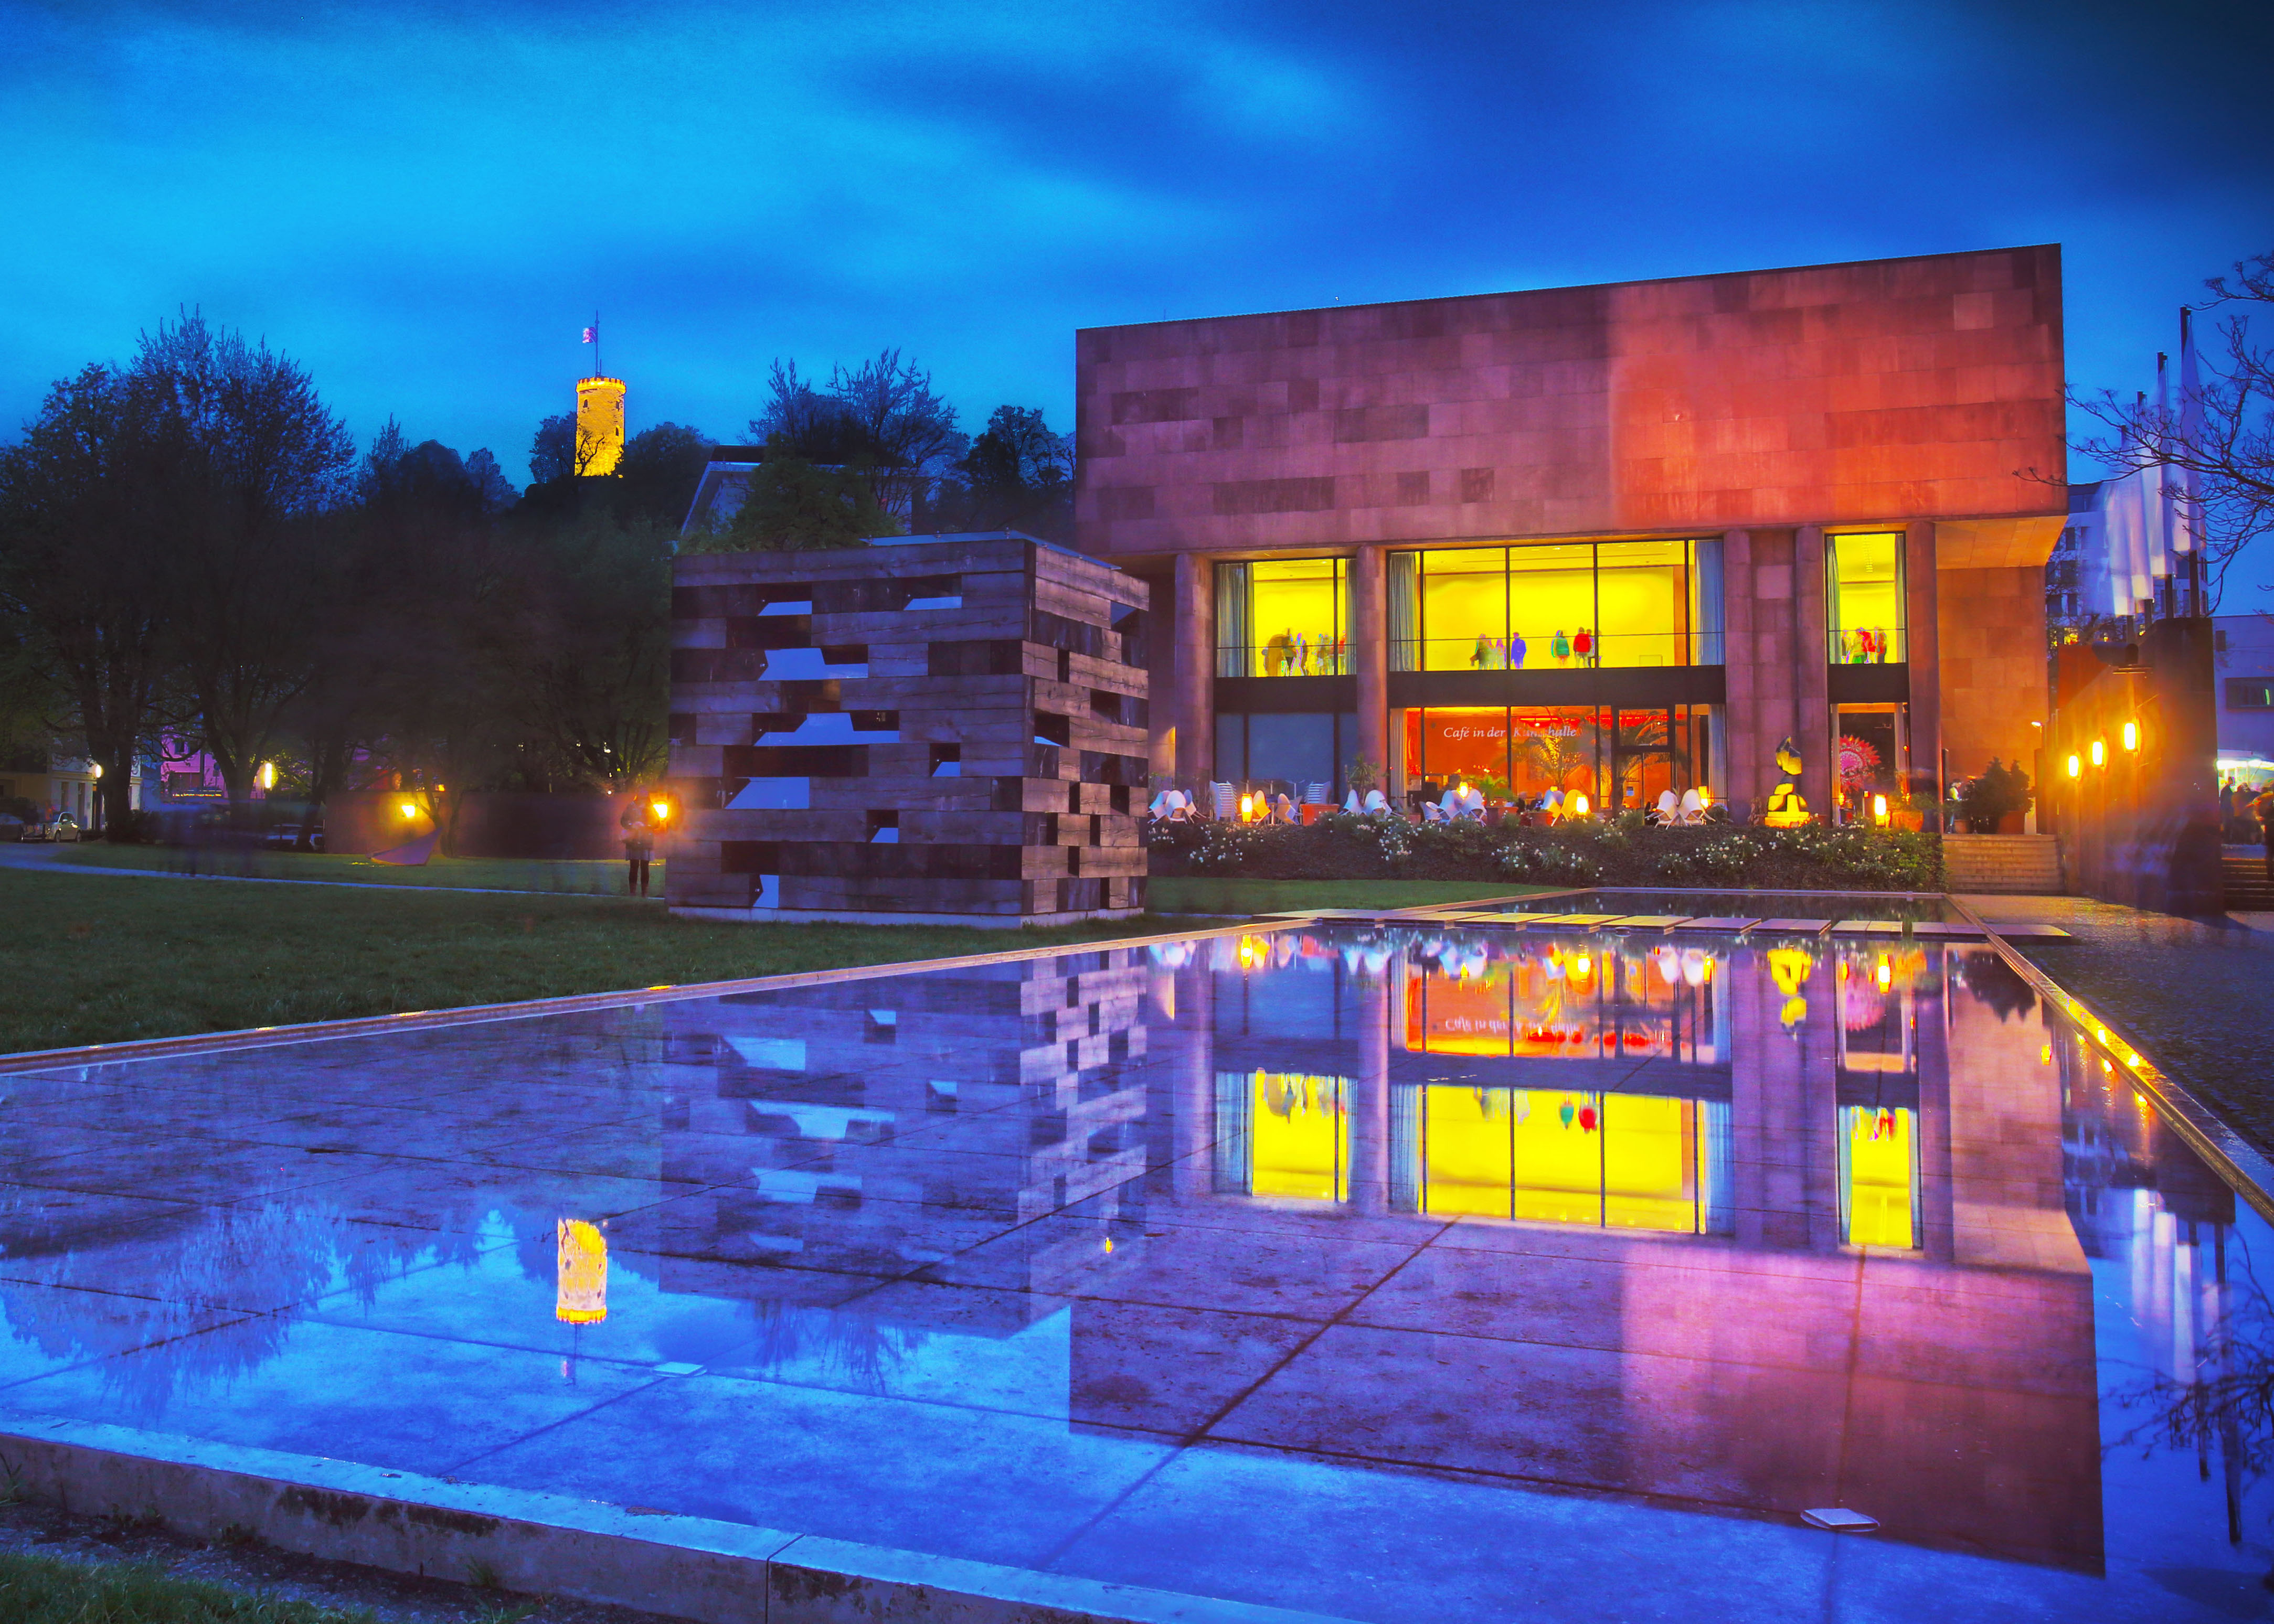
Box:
[0,924,2263,1605]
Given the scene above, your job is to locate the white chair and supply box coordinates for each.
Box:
[1653,789,1679,825]
[1210,782,1237,820]
[1273,793,1297,824]
[1362,789,1391,816]
[1678,788,1705,825]
[1343,789,1363,816]
[1454,784,1486,819]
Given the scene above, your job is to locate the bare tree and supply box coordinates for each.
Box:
[2073,250,2274,608]
[748,349,966,521]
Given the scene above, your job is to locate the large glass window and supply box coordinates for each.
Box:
[1216,558,1348,677]
[1829,532,1905,664]
[1404,540,1719,671]
[1401,704,1721,810]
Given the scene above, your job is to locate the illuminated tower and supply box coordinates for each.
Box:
[575,376,625,476]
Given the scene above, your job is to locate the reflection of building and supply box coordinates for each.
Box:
[667,536,1150,923]
[1079,247,2064,818]
[1097,932,2102,1573]
[647,950,1152,1315]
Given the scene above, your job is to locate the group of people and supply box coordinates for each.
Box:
[1258,629,1347,676]
[1464,627,1598,670]
[2220,776,2274,870]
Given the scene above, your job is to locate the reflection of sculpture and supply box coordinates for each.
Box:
[1763,736,1810,827]
[1767,945,1814,1030]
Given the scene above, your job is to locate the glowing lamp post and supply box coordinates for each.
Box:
[2090,739,2106,768]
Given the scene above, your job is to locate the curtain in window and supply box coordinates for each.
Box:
[1691,539,1725,665]
[1215,562,1251,678]
[1387,552,1420,672]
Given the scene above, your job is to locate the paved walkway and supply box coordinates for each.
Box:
[1966,891,2274,1157]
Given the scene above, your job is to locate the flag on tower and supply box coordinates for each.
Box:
[582,326,596,344]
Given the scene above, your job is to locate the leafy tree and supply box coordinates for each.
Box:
[0,362,175,836]
[941,404,1075,540]
[133,314,356,807]
[507,509,673,789]
[685,447,896,553]
[749,351,965,522]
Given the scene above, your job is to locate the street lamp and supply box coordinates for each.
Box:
[2122,720,2139,752]
[2090,739,2106,768]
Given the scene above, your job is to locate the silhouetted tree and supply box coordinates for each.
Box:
[750,351,965,522]
[941,404,1075,540]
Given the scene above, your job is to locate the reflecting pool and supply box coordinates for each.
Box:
[0,924,2264,1621]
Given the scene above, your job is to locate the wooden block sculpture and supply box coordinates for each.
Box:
[666,534,1150,924]
[1762,735,1811,828]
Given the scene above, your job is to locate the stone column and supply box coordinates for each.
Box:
[1173,551,1216,787]
[1352,545,1387,792]
[1350,969,1391,1214]
[1171,961,1215,1199]
[1794,525,1833,816]
[1905,520,1941,806]
[1720,530,1759,812]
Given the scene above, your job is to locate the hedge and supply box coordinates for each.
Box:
[1147,813,1943,892]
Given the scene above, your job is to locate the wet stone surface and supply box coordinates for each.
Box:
[0,912,2265,1622]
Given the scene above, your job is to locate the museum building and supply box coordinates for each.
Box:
[1074,246,2066,818]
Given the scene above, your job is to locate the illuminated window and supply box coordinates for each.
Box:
[1421,548,1515,670]
[1215,559,1347,677]
[1416,1087,1729,1233]
[1840,1104,1918,1247]
[1215,1070,1348,1200]
[1829,533,1905,664]
[1589,539,1686,668]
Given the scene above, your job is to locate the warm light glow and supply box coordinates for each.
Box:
[398,800,419,820]
[2090,739,2106,767]
[650,798,671,822]
[1875,958,1892,989]
[1569,792,1590,817]
[555,1218,608,1324]
[89,762,103,780]
[2122,720,2138,752]
[1239,793,1253,821]
[1871,794,1887,824]
[2067,754,2081,778]
[1698,787,1713,807]
[257,761,276,790]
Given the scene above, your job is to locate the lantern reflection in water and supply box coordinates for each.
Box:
[556,1219,608,1324]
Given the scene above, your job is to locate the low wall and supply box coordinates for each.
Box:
[324,791,628,859]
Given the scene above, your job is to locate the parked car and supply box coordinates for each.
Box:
[20,812,84,842]
[0,813,23,842]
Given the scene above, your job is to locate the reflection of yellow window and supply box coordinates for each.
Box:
[1423,1087,1514,1216]
[1841,1105,1916,1247]
[1249,1071,1348,1200]
[1601,1094,1701,1232]
[1830,533,1905,663]
[1250,559,1347,676]
[556,1218,609,1324]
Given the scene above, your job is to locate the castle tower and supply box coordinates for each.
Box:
[575,376,625,476]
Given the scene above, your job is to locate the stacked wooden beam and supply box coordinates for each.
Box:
[667,535,1150,924]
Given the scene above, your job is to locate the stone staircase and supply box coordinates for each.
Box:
[1942,834,2065,895]
[2225,853,2274,911]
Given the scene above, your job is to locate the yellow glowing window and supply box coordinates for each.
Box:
[1419,548,1512,670]
[1502,544,1594,670]
[1590,540,1686,669]
[1247,1071,1348,1201]
[1830,533,1905,664]
[1247,558,1347,677]
[1841,1105,1917,1247]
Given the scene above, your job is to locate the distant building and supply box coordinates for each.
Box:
[0,744,98,826]
[2215,612,2274,785]
[576,376,625,476]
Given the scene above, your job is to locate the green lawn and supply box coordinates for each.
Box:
[53,845,645,896]
[0,867,1187,1055]
[0,1551,379,1623]
[1145,876,1549,914]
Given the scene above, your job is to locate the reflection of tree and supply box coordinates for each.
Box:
[1957,949,2037,1022]
[1517,725,1595,792]
[746,1301,928,1394]
[2107,1238,2270,1556]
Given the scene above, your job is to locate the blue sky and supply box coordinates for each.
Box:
[5,0,2270,582]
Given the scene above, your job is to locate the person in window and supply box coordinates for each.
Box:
[620,796,656,897]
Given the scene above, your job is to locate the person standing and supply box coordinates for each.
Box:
[2252,785,2274,882]
[620,795,656,897]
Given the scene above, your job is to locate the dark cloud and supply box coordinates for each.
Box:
[2,0,2267,535]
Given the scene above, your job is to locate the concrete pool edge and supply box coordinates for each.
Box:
[0,1410,1355,1624]
[0,918,1282,1077]
[1950,894,2274,1226]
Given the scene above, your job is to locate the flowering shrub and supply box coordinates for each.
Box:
[1147,814,1941,891]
